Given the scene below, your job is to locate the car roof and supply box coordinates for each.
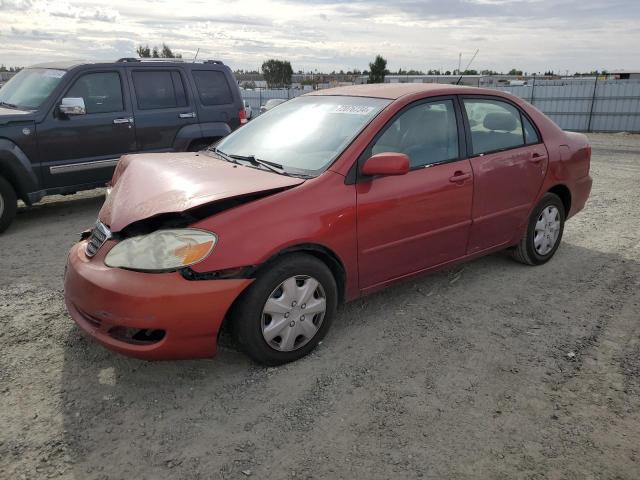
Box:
[306,83,493,100]
[29,61,86,71]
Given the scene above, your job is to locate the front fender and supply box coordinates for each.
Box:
[0,138,39,204]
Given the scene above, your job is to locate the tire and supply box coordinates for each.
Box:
[231,253,338,366]
[0,176,17,234]
[187,139,213,152]
[510,192,565,266]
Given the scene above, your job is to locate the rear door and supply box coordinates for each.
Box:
[461,96,548,254]
[356,97,473,291]
[37,68,136,189]
[128,68,197,152]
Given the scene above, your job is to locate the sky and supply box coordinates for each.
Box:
[1,0,639,74]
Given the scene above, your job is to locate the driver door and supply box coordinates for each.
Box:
[356,98,474,292]
[37,69,137,189]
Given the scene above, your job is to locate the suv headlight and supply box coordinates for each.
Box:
[105,229,217,272]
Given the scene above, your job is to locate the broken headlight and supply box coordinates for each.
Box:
[104,229,217,272]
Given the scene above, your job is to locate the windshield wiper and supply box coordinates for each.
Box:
[228,154,288,175]
[209,147,240,165]
[0,101,19,109]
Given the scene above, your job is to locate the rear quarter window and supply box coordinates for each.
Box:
[192,70,233,106]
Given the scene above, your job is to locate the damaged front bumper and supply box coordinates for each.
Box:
[64,240,253,360]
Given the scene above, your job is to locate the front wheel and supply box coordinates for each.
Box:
[0,176,17,234]
[510,192,565,265]
[231,253,338,365]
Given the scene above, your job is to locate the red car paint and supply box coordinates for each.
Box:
[64,84,592,360]
[101,152,304,232]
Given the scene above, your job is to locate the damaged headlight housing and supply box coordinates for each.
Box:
[105,229,217,272]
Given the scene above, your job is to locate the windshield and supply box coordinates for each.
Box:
[213,95,390,176]
[0,68,66,110]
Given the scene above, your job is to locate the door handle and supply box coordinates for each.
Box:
[449,172,471,183]
[179,112,197,119]
[113,117,133,124]
[529,153,546,163]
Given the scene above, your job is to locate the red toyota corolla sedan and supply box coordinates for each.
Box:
[64,84,592,365]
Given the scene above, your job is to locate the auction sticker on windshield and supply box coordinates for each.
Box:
[332,105,376,115]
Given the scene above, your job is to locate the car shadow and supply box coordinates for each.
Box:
[57,241,639,478]
[12,191,105,232]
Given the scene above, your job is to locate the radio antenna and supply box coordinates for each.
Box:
[456,49,479,85]
[193,48,200,63]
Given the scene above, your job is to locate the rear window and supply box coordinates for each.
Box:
[192,70,233,106]
[132,70,187,110]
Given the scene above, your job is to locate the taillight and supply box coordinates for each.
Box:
[239,108,247,125]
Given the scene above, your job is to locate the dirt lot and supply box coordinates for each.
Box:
[1,133,639,480]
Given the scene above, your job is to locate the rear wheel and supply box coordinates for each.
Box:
[231,254,338,365]
[510,192,565,265]
[0,176,17,233]
[188,139,215,152]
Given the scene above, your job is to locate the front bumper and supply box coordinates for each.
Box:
[64,241,253,360]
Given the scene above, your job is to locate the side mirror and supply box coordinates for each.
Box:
[362,152,410,177]
[59,97,86,116]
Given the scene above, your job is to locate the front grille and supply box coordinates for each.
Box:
[85,221,112,258]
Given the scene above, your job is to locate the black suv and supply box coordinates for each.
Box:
[0,59,246,232]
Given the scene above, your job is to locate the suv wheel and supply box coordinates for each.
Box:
[0,176,17,233]
[510,192,565,266]
[231,254,338,365]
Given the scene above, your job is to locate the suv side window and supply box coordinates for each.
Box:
[132,70,188,110]
[66,72,123,114]
[192,70,233,106]
[371,99,459,168]
[463,98,526,155]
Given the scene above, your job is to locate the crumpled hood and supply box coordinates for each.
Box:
[99,152,305,232]
[0,106,36,125]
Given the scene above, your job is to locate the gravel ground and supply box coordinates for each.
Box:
[1,133,639,480]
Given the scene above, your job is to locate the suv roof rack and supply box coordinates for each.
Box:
[116,58,224,65]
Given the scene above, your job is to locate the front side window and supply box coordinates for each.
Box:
[66,72,123,114]
[463,98,525,155]
[213,96,390,176]
[371,99,459,168]
[132,70,187,110]
[192,70,233,106]
[0,68,66,110]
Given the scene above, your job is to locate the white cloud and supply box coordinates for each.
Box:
[0,0,639,72]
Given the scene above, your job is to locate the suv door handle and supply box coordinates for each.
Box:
[449,172,471,183]
[179,112,197,119]
[113,117,133,124]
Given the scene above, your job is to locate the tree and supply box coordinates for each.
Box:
[508,68,523,76]
[261,59,293,87]
[368,55,388,83]
[160,43,181,58]
[136,45,151,58]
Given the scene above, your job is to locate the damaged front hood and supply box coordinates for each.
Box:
[100,152,305,232]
